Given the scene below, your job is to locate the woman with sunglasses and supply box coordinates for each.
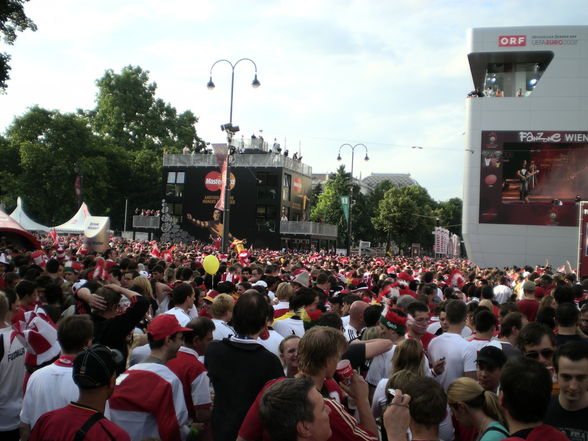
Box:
[448,377,509,441]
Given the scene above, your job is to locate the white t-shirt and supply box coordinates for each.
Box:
[493,285,513,304]
[211,318,234,341]
[0,326,26,431]
[427,332,477,391]
[129,343,150,366]
[427,322,472,339]
[466,337,502,352]
[164,307,191,326]
[257,329,283,358]
[273,317,305,337]
[343,324,362,342]
[20,356,79,428]
[341,315,351,327]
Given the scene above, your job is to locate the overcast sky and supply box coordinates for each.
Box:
[1,0,586,201]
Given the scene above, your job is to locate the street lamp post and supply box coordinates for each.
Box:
[207,58,260,253]
[337,143,369,256]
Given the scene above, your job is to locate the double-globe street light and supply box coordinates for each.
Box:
[207,58,260,253]
[337,143,369,256]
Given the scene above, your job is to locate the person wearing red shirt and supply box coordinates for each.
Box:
[237,326,378,441]
[29,344,130,441]
[259,377,332,441]
[167,317,215,440]
[11,281,40,325]
[518,281,540,322]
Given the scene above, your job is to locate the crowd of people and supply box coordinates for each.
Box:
[1,235,587,441]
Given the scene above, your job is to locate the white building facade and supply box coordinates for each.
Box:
[463,26,588,268]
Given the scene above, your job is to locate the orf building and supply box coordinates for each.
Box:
[463,26,588,268]
[163,151,337,250]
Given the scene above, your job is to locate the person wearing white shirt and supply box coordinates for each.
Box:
[210,294,235,341]
[493,277,513,304]
[163,284,196,326]
[0,292,26,441]
[20,315,94,441]
[343,301,368,342]
[466,309,502,351]
[428,299,477,391]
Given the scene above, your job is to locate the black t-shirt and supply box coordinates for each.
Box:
[555,334,588,348]
[544,395,588,441]
[341,342,366,372]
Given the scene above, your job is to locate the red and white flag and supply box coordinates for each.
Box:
[449,269,465,289]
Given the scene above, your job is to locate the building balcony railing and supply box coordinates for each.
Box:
[280,221,337,238]
[164,153,312,176]
[132,216,160,229]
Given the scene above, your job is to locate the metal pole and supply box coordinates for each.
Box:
[348,149,354,257]
[209,58,259,254]
[221,68,235,254]
[124,198,128,232]
[222,134,232,253]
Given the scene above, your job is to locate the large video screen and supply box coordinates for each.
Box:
[479,131,588,226]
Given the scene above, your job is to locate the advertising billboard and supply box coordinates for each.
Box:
[174,164,312,249]
[479,131,588,226]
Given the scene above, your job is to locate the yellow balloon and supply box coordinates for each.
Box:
[203,255,220,275]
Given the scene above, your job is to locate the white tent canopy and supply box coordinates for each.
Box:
[53,203,91,234]
[9,197,50,232]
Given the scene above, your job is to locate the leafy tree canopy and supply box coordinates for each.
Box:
[1,66,202,228]
[0,0,36,91]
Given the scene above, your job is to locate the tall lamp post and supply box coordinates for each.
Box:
[207,58,260,253]
[337,143,369,256]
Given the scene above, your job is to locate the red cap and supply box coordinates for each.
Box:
[147,315,191,340]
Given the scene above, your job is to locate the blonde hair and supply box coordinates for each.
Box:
[210,294,234,318]
[386,369,418,391]
[298,326,347,376]
[132,276,154,299]
[479,299,494,310]
[447,377,505,425]
[540,295,554,309]
[361,326,382,341]
[276,282,294,302]
[391,339,424,377]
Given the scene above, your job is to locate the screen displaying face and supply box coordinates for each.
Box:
[479,131,588,226]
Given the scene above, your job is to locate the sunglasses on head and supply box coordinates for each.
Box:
[525,348,554,360]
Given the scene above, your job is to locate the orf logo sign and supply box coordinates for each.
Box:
[498,35,526,47]
[204,171,235,191]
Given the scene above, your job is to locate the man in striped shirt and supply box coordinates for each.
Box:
[109,315,194,441]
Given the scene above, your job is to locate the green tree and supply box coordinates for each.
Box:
[310,165,356,247]
[436,197,462,236]
[90,65,200,153]
[0,0,36,91]
[373,185,436,252]
[3,106,114,224]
